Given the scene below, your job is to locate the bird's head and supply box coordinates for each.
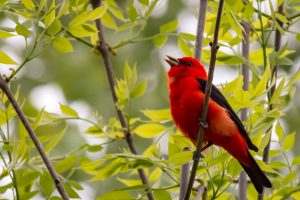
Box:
[165,56,207,80]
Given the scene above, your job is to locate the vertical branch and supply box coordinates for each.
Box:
[89,1,154,200]
[239,21,250,200]
[184,0,225,199]
[259,1,284,199]
[194,0,208,60]
[0,76,69,200]
[179,147,191,200]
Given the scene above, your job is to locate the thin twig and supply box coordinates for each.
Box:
[89,1,154,200]
[194,0,208,60]
[183,0,225,199]
[258,2,284,200]
[238,21,250,200]
[0,76,69,200]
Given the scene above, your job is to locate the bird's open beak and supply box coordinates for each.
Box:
[164,55,180,67]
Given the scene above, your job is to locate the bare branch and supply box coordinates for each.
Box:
[0,76,69,200]
[239,21,250,200]
[194,0,208,60]
[89,1,154,200]
[259,1,284,200]
[179,147,191,200]
[183,0,225,199]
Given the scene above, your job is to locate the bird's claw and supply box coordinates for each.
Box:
[199,120,208,129]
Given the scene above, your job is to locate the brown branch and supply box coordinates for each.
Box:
[0,76,69,200]
[183,0,225,199]
[194,0,208,60]
[89,1,154,200]
[239,21,250,200]
[258,1,284,200]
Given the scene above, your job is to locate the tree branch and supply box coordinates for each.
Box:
[183,0,225,199]
[194,0,208,60]
[89,1,154,200]
[239,21,250,200]
[0,76,69,200]
[258,2,284,200]
[179,147,191,200]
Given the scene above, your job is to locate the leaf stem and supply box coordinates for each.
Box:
[183,0,225,199]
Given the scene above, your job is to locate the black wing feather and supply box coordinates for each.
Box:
[197,78,258,152]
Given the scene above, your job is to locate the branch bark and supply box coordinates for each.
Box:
[238,21,250,200]
[179,147,191,200]
[183,0,225,199]
[0,76,69,200]
[258,1,284,200]
[194,0,208,60]
[89,1,154,200]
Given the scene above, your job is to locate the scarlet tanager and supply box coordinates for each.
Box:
[165,56,272,193]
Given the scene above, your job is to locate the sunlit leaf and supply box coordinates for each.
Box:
[160,19,178,33]
[0,50,17,64]
[21,0,35,10]
[154,190,172,200]
[55,155,77,173]
[153,35,168,47]
[60,103,78,117]
[282,132,295,151]
[134,123,166,138]
[130,80,147,98]
[16,23,30,38]
[142,109,171,122]
[168,151,192,166]
[0,30,15,38]
[53,37,74,53]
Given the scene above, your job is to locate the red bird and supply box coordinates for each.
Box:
[165,56,272,193]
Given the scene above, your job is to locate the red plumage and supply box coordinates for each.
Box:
[165,56,272,193]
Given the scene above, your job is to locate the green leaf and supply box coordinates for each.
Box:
[38,0,46,12]
[252,66,270,98]
[0,51,17,64]
[275,122,284,141]
[256,160,281,175]
[292,156,300,165]
[178,38,192,56]
[283,170,297,184]
[130,80,147,98]
[142,109,171,122]
[57,0,69,18]
[160,19,178,33]
[128,4,138,22]
[102,12,118,30]
[55,155,77,173]
[19,191,39,200]
[47,19,62,35]
[65,184,80,198]
[282,132,295,151]
[168,151,192,166]
[45,127,67,152]
[242,3,254,20]
[91,158,124,181]
[87,144,103,152]
[69,6,106,27]
[16,23,30,38]
[53,37,74,53]
[0,183,13,194]
[0,30,15,38]
[154,190,172,200]
[21,0,35,10]
[134,123,165,138]
[40,171,54,196]
[149,167,162,182]
[60,103,78,117]
[153,35,168,47]
[259,131,271,150]
[138,0,149,6]
[97,191,134,200]
[44,1,56,27]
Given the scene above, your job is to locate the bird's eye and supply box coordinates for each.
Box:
[185,61,193,66]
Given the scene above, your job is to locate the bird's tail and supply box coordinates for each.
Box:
[239,152,272,194]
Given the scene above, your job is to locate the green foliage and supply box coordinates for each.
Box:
[0,0,299,199]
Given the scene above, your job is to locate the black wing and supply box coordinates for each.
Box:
[197,78,258,152]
